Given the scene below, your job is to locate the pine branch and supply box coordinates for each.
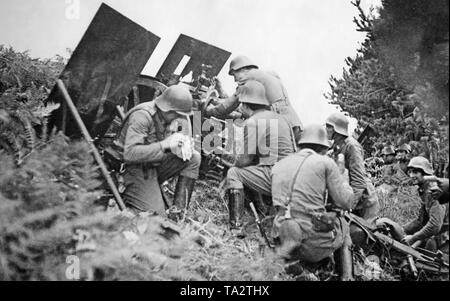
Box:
[351,0,374,34]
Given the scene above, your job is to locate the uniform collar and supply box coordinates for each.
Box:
[299,148,317,155]
[331,134,347,150]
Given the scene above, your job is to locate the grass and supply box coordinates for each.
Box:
[377,184,421,225]
[67,180,434,282]
[33,179,291,281]
[2,177,445,281]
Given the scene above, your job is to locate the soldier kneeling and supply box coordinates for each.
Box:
[116,85,200,221]
[401,157,449,253]
[271,124,355,280]
[225,80,296,236]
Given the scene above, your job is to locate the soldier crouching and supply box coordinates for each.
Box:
[116,85,200,221]
[401,156,449,253]
[325,112,380,223]
[271,124,355,280]
[225,80,297,236]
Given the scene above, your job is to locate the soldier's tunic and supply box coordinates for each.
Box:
[404,181,449,251]
[205,69,303,130]
[271,149,354,263]
[334,137,380,221]
[391,162,411,185]
[382,163,395,179]
[117,102,200,214]
[226,110,296,195]
[381,162,411,186]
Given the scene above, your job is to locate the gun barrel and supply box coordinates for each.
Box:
[407,255,418,278]
[57,80,126,211]
[249,202,274,249]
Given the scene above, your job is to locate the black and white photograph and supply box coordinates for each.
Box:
[0,0,448,285]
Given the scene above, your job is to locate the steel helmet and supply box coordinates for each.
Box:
[228,56,259,75]
[382,145,396,156]
[238,80,270,106]
[155,84,193,116]
[396,143,412,154]
[325,112,349,137]
[408,156,434,175]
[299,124,331,148]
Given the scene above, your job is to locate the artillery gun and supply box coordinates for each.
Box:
[46,4,234,209]
[334,209,449,280]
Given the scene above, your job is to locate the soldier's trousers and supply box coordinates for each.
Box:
[353,182,380,224]
[275,214,351,263]
[122,151,201,215]
[226,165,273,195]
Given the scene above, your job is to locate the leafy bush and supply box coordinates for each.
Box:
[0,45,104,280]
[326,0,449,176]
[0,45,65,163]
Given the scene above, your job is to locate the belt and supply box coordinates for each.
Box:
[280,205,325,220]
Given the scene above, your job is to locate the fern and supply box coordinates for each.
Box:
[0,134,103,280]
[23,118,36,151]
[33,102,60,119]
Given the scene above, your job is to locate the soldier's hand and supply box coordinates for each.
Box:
[204,104,216,117]
[160,133,185,152]
[213,77,223,89]
[401,235,414,246]
[437,178,449,194]
[430,184,443,200]
[179,136,194,161]
[214,77,229,98]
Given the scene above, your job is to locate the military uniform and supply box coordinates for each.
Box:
[334,137,379,221]
[117,102,200,214]
[271,149,354,263]
[382,163,395,179]
[404,181,449,251]
[227,110,296,195]
[382,162,411,186]
[391,162,411,185]
[205,69,303,130]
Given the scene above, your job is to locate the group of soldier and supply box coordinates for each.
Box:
[115,55,449,270]
[378,143,413,185]
[376,142,449,251]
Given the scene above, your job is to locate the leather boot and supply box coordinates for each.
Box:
[168,176,196,222]
[228,189,245,235]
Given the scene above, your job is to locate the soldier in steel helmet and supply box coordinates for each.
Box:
[325,112,380,222]
[204,55,303,145]
[401,156,449,252]
[116,85,201,221]
[382,145,396,165]
[388,143,413,185]
[380,145,396,179]
[271,124,354,279]
[225,80,296,236]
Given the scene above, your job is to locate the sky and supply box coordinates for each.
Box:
[0,0,382,131]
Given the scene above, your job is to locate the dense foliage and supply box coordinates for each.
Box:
[1,0,448,279]
[0,45,105,280]
[326,0,449,177]
[0,46,289,281]
[0,45,66,163]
